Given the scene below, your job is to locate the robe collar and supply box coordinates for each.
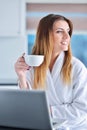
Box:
[50,51,65,79]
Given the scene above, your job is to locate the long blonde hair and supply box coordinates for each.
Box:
[32,14,73,89]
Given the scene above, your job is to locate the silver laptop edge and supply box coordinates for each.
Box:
[0,89,53,130]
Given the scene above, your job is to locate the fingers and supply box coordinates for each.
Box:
[17,56,24,63]
[17,52,26,63]
[16,58,28,68]
[21,53,25,58]
[15,53,32,71]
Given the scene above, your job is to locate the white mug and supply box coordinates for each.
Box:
[24,54,44,67]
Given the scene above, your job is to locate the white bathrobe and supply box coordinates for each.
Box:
[26,52,87,130]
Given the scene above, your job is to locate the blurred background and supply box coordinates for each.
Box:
[0,0,87,86]
[26,2,87,67]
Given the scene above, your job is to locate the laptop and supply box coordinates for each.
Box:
[0,89,67,130]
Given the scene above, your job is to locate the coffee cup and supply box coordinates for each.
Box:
[24,54,44,67]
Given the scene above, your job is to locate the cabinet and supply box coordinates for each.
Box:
[0,0,25,36]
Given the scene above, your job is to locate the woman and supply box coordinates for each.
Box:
[15,14,87,130]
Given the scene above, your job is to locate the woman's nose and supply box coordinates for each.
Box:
[63,32,69,39]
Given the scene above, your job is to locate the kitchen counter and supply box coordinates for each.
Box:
[0,85,19,89]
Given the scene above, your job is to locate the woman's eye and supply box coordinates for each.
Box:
[56,30,62,33]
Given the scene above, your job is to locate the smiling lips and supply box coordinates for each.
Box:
[61,41,68,45]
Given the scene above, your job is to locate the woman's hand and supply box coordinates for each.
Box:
[14,53,30,89]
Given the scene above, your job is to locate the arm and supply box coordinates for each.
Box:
[14,54,30,89]
[51,62,87,127]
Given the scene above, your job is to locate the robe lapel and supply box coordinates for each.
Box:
[46,70,61,105]
[51,52,64,84]
[46,52,65,105]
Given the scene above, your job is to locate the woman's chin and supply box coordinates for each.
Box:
[62,46,68,51]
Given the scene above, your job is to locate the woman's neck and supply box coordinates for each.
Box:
[49,52,60,72]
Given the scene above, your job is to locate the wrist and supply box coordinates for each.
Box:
[18,76,28,89]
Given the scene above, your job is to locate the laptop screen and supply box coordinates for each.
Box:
[0,89,53,130]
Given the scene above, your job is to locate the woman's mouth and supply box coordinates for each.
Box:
[61,41,68,45]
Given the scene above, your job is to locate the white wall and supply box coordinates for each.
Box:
[25,0,87,3]
[0,36,28,84]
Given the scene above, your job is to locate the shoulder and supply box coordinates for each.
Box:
[72,56,87,75]
[71,56,87,91]
[72,56,85,67]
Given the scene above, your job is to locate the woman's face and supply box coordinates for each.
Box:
[52,20,70,54]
